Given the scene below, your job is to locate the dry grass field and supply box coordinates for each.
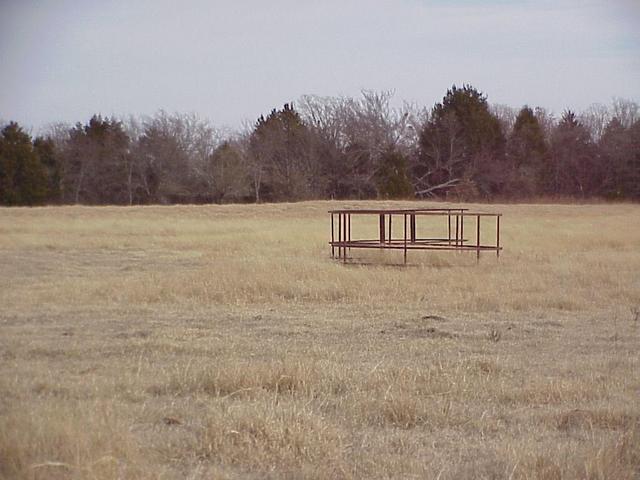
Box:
[0,200,639,479]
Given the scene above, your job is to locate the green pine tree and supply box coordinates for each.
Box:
[249,103,315,201]
[505,106,549,196]
[0,122,48,205]
[33,136,62,203]
[375,148,412,199]
[549,111,600,196]
[417,85,505,198]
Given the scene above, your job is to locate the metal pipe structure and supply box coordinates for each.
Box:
[328,207,502,264]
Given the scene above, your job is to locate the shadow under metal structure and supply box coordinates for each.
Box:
[329,208,502,264]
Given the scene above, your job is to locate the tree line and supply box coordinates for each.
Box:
[1,85,639,206]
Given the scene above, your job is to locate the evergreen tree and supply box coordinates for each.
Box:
[417,85,505,197]
[549,111,600,196]
[374,148,412,198]
[205,141,250,203]
[0,122,48,205]
[505,106,549,196]
[599,118,627,197]
[33,136,62,203]
[249,103,316,201]
[627,121,640,199]
[599,118,640,198]
[61,115,131,204]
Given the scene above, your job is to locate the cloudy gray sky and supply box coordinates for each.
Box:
[1,0,639,133]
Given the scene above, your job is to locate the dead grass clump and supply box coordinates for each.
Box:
[363,396,429,429]
[354,361,504,429]
[448,451,512,480]
[27,347,79,360]
[0,401,147,480]
[498,377,609,406]
[147,360,348,400]
[195,400,345,474]
[487,328,502,343]
[555,409,639,432]
[470,358,501,375]
[353,387,469,431]
[582,427,640,480]
[533,456,563,480]
[510,428,640,480]
[31,382,72,399]
[384,322,458,339]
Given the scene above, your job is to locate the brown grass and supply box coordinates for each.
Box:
[0,200,639,479]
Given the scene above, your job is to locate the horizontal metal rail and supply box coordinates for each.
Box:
[339,237,464,245]
[329,242,501,251]
[328,208,467,215]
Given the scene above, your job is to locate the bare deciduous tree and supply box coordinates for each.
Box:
[299,90,423,198]
[491,104,518,137]
[612,97,639,128]
[137,111,221,203]
[579,103,611,142]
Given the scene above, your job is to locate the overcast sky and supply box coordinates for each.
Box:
[1,0,639,133]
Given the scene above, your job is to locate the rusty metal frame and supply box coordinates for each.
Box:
[328,207,502,264]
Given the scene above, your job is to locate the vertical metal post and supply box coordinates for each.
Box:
[337,213,342,259]
[496,215,500,258]
[410,214,416,243]
[448,212,451,245]
[347,214,351,254]
[331,213,335,258]
[476,214,481,262]
[455,214,459,247]
[379,214,385,244]
[403,213,407,264]
[343,213,347,263]
[388,214,392,244]
[460,214,464,248]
